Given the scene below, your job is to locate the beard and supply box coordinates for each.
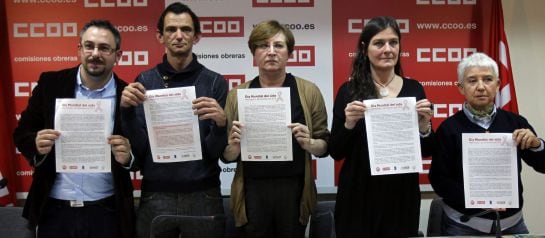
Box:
[82,56,107,77]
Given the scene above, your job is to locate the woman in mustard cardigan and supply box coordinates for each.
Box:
[221,20,329,238]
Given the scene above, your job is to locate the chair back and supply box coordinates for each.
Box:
[309,200,336,238]
[427,197,444,237]
[223,197,240,238]
[0,206,35,238]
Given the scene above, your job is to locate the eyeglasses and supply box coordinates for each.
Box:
[255,42,287,52]
[79,42,117,56]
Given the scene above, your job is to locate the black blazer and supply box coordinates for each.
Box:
[13,66,134,238]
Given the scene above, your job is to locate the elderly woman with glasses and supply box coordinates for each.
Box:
[222,20,329,238]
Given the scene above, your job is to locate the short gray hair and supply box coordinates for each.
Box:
[457,52,499,85]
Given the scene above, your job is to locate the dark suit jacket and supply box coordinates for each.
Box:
[13,66,135,238]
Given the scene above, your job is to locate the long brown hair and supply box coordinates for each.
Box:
[348,16,404,100]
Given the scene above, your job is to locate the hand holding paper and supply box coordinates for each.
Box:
[343,100,367,130]
[108,135,132,166]
[192,97,226,127]
[513,128,541,150]
[35,129,61,155]
[121,82,147,108]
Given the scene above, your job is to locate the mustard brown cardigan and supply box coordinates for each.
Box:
[224,76,329,227]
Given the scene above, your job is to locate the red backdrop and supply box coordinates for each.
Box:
[1,0,515,203]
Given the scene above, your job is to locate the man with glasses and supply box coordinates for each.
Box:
[13,19,135,238]
[120,2,227,238]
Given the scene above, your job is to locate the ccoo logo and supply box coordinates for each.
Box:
[416,0,476,5]
[348,19,409,34]
[200,17,244,37]
[84,0,148,7]
[288,45,315,66]
[223,74,246,90]
[13,22,78,38]
[118,51,149,66]
[14,82,38,97]
[252,0,314,7]
[416,48,477,62]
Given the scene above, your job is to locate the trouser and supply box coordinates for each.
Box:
[441,212,529,236]
[241,176,306,238]
[136,187,225,238]
[37,196,119,238]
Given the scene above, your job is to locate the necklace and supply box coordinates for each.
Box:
[374,74,396,97]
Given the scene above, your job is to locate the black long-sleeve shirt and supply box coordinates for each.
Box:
[121,54,228,193]
[429,108,545,220]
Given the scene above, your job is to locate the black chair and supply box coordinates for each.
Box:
[223,197,240,238]
[309,200,336,238]
[0,206,35,238]
[427,197,444,237]
[149,213,226,238]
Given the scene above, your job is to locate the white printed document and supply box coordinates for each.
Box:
[462,133,519,209]
[364,97,422,175]
[238,87,292,161]
[144,86,202,163]
[54,99,111,173]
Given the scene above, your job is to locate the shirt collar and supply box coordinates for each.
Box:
[463,102,497,128]
[76,66,116,98]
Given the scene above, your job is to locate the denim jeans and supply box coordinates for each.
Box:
[136,187,225,238]
[441,212,529,236]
